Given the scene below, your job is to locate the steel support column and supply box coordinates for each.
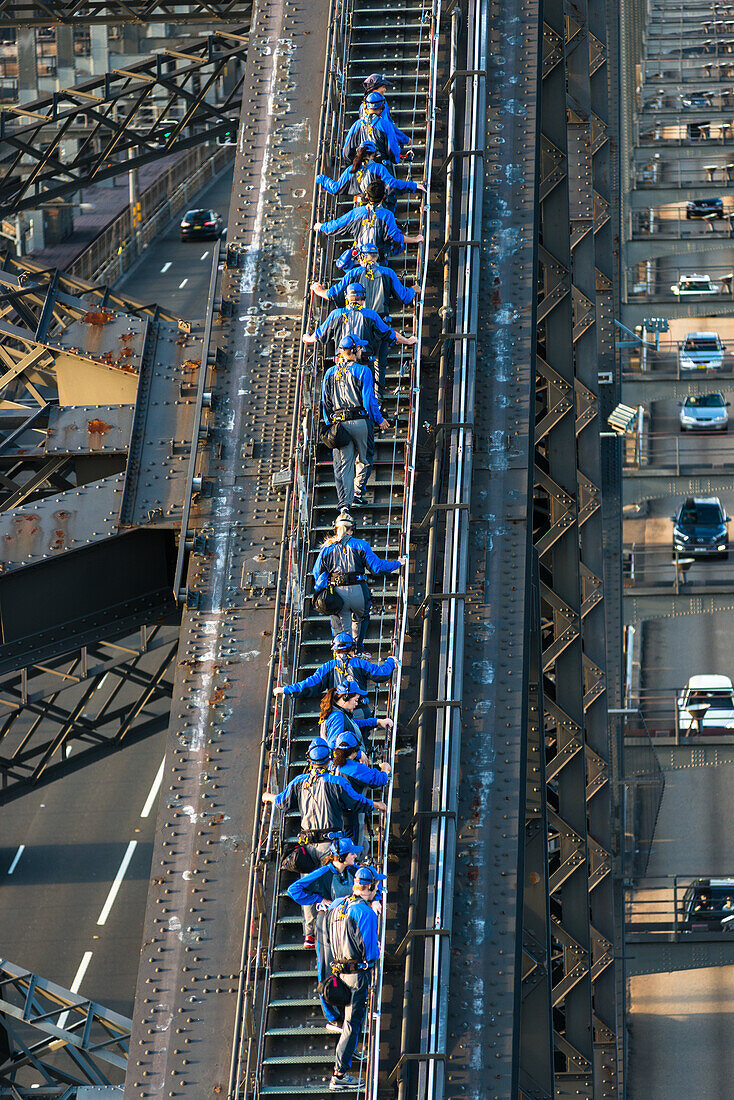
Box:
[535,0,619,1092]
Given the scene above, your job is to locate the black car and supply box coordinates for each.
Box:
[686,197,724,219]
[681,879,734,930]
[688,121,711,140]
[180,209,224,241]
[672,496,730,558]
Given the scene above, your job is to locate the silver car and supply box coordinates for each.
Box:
[679,331,725,371]
[679,392,730,431]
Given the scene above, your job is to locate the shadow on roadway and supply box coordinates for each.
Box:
[0,841,154,883]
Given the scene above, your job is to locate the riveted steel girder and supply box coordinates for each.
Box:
[533,0,620,1093]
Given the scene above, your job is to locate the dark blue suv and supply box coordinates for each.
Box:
[672,496,730,558]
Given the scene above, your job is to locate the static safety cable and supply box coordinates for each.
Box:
[366,0,442,1095]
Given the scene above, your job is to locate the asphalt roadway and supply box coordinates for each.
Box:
[627,756,734,1097]
[631,394,734,707]
[116,163,234,319]
[0,167,234,1020]
[627,330,734,1093]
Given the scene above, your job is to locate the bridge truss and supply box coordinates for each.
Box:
[0,27,248,215]
[0,0,251,23]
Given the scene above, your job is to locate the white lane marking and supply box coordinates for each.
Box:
[58,950,93,1028]
[70,950,93,993]
[200,250,209,261]
[179,278,188,289]
[7,844,24,874]
[160,261,172,273]
[141,757,166,818]
[96,841,137,926]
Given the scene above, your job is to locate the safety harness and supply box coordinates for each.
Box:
[329,353,367,425]
[298,765,337,844]
[328,536,365,587]
[330,894,370,973]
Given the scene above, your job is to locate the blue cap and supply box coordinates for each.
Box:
[354,865,386,886]
[330,836,363,858]
[333,631,354,649]
[364,91,386,108]
[335,729,362,752]
[358,140,378,153]
[338,335,360,351]
[345,282,366,298]
[359,241,379,255]
[307,737,331,763]
[335,679,362,697]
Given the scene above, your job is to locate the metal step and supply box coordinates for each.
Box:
[262,1053,341,1066]
[254,0,431,1091]
[270,968,319,980]
[259,1085,360,1095]
[266,1025,340,1037]
[268,997,321,1008]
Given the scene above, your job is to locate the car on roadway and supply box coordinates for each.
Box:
[686,197,724,219]
[679,392,730,431]
[679,331,725,371]
[180,209,224,241]
[672,496,730,558]
[677,675,734,735]
[681,878,734,929]
[680,92,713,109]
[670,274,721,297]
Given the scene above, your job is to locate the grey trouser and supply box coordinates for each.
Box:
[316,911,340,1023]
[333,419,373,508]
[330,582,372,651]
[334,969,371,1074]
[302,839,332,937]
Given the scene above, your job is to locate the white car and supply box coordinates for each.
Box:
[679,392,730,431]
[678,674,734,734]
[679,331,725,371]
[670,274,721,297]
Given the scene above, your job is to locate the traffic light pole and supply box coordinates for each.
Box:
[128,147,141,257]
